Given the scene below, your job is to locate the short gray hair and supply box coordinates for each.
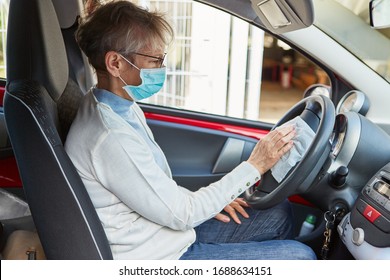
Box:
[76,0,174,72]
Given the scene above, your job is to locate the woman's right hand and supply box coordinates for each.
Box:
[247,125,295,175]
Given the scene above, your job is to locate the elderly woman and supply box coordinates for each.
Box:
[65,0,315,260]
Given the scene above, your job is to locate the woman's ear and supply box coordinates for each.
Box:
[105,51,123,77]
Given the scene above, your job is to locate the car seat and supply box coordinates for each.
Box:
[3,0,113,259]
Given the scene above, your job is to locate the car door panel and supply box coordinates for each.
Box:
[143,105,270,191]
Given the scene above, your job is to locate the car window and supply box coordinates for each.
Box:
[0,1,8,79]
[1,0,330,124]
[142,1,330,124]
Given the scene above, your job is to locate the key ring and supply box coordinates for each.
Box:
[324,210,335,228]
[324,210,335,222]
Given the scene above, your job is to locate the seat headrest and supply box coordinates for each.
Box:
[6,0,69,102]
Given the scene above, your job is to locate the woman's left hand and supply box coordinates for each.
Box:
[214,198,250,224]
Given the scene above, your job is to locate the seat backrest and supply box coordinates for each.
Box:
[3,0,112,259]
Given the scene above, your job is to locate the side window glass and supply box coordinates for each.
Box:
[0,1,8,79]
[1,0,331,124]
[144,1,330,124]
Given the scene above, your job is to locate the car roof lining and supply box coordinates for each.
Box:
[196,0,314,34]
[196,0,263,25]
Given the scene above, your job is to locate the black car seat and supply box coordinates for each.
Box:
[3,0,113,259]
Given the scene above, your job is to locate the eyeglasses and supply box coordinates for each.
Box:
[132,52,167,68]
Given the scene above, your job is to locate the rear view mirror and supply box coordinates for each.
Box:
[370,0,390,29]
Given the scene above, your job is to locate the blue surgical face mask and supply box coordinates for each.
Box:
[119,54,166,101]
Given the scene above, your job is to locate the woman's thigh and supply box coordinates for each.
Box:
[194,200,294,244]
[179,239,316,260]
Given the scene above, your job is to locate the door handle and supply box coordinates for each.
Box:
[212,138,245,174]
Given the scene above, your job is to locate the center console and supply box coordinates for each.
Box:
[338,163,390,259]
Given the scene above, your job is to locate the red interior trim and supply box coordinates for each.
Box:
[0,86,22,188]
[0,86,5,107]
[288,195,315,208]
[0,157,22,188]
[144,112,269,140]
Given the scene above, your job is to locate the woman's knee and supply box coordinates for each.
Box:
[268,200,294,239]
[285,240,317,260]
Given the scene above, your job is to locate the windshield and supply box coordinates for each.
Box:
[313,0,390,83]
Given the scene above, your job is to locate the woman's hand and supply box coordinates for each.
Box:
[247,125,295,175]
[214,198,250,224]
[215,126,295,224]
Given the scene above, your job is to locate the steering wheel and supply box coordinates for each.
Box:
[244,95,335,210]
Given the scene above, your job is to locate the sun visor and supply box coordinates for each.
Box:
[251,0,314,34]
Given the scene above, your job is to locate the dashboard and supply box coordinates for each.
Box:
[336,90,370,116]
[303,86,390,212]
[303,84,390,259]
[338,164,390,259]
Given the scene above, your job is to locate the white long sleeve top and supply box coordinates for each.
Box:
[65,88,260,259]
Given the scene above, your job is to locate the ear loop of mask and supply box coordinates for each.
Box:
[118,75,127,86]
[118,54,140,86]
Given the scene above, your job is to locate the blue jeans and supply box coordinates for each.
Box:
[180,200,316,260]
